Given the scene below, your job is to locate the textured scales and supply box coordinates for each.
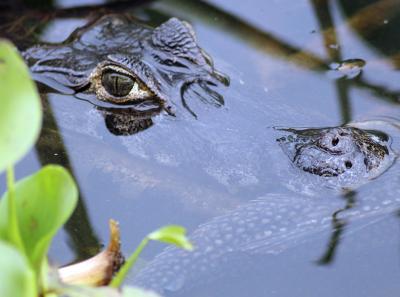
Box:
[22,15,228,108]
[132,193,400,293]
[276,125,395,188]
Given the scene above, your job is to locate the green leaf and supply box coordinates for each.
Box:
[148,225,193,251]
[0,241,36,297]
[122,286,162,297]
[0,40,42,173]
[111,225,193,288]
[2,166,25,253]
[0,165,78,273]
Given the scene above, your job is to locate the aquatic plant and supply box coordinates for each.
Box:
[0,39,192,297]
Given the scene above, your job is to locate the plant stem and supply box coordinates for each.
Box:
[6,165,24,252]
[110,237,150,288]
[6,165,15,190]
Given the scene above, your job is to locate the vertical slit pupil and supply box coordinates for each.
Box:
[101,71,134,97]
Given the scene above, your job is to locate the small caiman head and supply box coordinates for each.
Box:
[276,125,395,183]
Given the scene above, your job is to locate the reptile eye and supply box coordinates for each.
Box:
[101,71,134,97]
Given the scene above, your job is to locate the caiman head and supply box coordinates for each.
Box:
[276,125,394,182]
[22,14,229,113]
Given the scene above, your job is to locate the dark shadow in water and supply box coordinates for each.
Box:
[335,79,352,124]
[0,0,152,49]
[338,0,400,59]
[317,190,356,265]
[35,95,101,260]
[90,100,164,136]
[0,0,151,13]
[353,77,400,104]
[311,0,341,61]
[169,0,330,71]
[101,107,157,136]
[163,0,400,107]
[310,0,352,127]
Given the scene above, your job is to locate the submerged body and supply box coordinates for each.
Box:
[132,191,400,294]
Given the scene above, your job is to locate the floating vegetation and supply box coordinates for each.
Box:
[328,58,366,79]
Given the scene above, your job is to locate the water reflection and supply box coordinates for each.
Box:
[339,0,400,58]
[311,0,354,124]
[161,0,400,107]
[317,190,356,265]
[37,95,101,260]
[99,105,159,136]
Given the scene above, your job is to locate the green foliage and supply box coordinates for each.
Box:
[0,166,78,274]
[0,39,78,293]
[148,225,194,250]
[0,241,37,297]
[111,225,193,288]
[0,40,42,173]
[0,39,193,297]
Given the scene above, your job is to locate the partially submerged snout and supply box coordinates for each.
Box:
[276,125,394,183]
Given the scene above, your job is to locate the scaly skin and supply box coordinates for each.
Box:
[276,125,395,188]
[22,15,229,108]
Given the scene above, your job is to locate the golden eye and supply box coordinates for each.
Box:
[101,71,134,97]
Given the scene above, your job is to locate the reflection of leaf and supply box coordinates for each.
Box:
[111,225,193,288]
[0,165,78,273]
[148,225,193,250]
[0,40,42,173]
[0,242,36,297]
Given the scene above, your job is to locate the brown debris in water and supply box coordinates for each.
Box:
[58,219,125,286]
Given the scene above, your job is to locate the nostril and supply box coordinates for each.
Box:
[345,161,352,169]
[332,137,339,146]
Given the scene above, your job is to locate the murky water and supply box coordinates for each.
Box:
[2,0,400,296]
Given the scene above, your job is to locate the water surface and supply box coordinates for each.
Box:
[1,0,400,296]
